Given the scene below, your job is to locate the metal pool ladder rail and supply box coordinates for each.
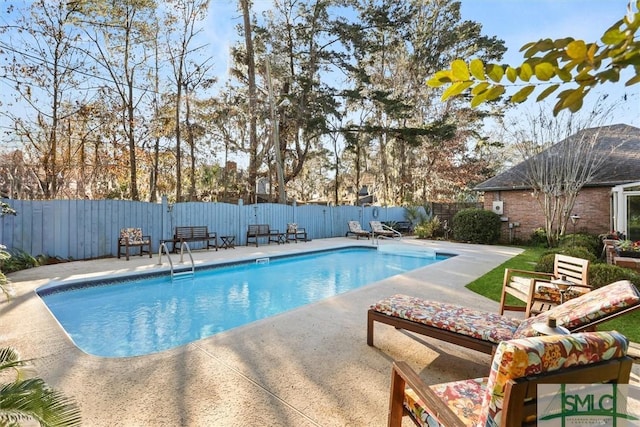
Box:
[158,241,195,279]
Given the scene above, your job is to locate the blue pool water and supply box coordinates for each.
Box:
[38,247,448,357]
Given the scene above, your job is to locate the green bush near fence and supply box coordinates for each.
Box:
[414,216,441,239]
[452,208,501,244]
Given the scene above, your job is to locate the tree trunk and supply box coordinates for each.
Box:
[240,0,258,204]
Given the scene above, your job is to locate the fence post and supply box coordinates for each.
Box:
[238,199,244,246]
[161,196,169,243]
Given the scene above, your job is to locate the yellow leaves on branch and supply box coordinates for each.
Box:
[426,1,640,115]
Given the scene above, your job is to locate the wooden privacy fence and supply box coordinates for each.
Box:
[0,198,411,260]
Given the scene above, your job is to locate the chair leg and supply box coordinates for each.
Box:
[388,364,407,427]
[498,269,512,315]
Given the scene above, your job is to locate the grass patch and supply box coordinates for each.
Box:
[466,246,640,342]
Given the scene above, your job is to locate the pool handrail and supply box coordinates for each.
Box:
[177,241,195,278]
[158,241,195,279]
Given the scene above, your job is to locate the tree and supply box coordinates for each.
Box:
[81,0,158,201]
[239,0,260,203]
[339,0,505,204]
[254,0,342,202]
[0,0,86,198]
[505,104,615,246]
[0,347,81,426]
[163,0,212,202]
[428,2,639,115]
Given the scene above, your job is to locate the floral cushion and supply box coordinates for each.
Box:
[533,283,587,304]
[287,223,297,233]
[403,332,627,427]
[349,221,365,232]
[119,228,147,244]
[405,378,486,427]
[513,280,640,338]
[371,294,521,344]
[479,331,628,426]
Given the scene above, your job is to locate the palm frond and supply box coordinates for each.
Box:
[0,348,26,376]
[0,378,81,427]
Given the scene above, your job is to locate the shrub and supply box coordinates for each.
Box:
[535,253,555,273]
[451,208,501,244]
[588,263,640,289]
[1,249,39,273]
[558,233,601,257]
[414,216,441,239]
[529,227,548,247]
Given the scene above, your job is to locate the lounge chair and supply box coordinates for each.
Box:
[368,280,640,355]
[499,254,591,317]
[369,220,401,239]
[389,331,632,427]
[346,221,370,240]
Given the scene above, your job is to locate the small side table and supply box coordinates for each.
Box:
[532,317,569,336]
[550,276,574,304]
[220,235,235,249]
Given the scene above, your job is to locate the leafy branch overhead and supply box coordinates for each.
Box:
[427,2,640,115]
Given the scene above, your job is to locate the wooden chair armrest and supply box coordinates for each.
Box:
[504,268,554,278]
[389,361,461,427]
[534,279,592,290]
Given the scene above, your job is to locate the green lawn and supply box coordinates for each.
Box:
[465,247,640,342]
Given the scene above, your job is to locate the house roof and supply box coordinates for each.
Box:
[474,123,640,191]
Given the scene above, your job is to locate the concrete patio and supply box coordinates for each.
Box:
[0,238,636,426]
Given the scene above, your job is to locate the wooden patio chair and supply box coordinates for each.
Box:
[368,280,640,355]
[346,220,371,240]
[499,254,591,317]
[285,223,308,243]
[117,227,152,261]
[388,331,632,426]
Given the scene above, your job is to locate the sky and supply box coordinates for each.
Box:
[201,0,639,130]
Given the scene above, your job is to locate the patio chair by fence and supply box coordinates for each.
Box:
[286,223,308,243]
[117,228,152,261]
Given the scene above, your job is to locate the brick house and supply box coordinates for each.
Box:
[474,124,640,243]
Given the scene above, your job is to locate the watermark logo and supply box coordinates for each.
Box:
[538,384,640,426]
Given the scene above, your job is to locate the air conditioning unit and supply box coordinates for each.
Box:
[492,201,504,215]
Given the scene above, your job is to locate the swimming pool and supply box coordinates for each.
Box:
[38,246,449,357]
